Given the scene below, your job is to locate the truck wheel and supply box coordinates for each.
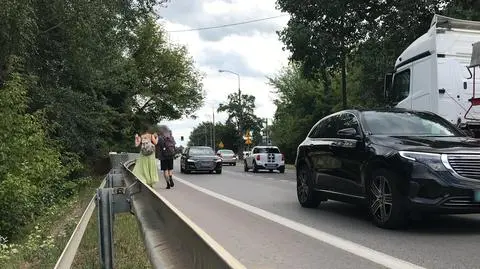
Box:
[244,161,248,172]
[253,162,259,173]
[279,167,285,173]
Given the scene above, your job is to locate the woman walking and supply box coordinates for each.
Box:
[132,128,159,187]
[156,126,176,189]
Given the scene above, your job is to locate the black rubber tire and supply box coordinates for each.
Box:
[279,167,285,174]
[209,170,213,174]
[216,169,222,174]
[269,169,273,173]
[244,161,248,172]
[368,169,408,229]
[233,163,236,166]
[184,168,190,174]
[297,165,322,208]
[253,162,259,173]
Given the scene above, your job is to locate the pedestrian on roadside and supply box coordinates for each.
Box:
[156,126,176,189]
[132,128,159,187]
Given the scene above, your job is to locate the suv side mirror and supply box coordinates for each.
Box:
[337,128,359,139]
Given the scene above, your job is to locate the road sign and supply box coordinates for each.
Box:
[245,137,252,145]
[218,141,224,148]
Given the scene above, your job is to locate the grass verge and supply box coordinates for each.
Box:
[286,164,295,170]
[72,210,152,269]
[0,178,101,269]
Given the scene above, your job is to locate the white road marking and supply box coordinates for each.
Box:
[173,175,425,269]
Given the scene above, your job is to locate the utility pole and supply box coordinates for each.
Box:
[204,124,208,146]
[212,105,216,152]
[265,118,268,145]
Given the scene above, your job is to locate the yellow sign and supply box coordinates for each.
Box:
[218,141,224,148]
[245,137,252,145]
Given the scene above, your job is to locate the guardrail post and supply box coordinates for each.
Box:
[97,188,114,269]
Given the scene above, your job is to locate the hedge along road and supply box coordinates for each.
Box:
[149,161,479,269]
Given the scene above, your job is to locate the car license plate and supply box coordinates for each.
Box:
[474,190,480,202]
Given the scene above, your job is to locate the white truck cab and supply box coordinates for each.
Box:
[385,15,480,137]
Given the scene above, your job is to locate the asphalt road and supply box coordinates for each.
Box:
[154,161,480,269]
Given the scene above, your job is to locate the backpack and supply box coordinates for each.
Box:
[140,137,155,156]
[162,135,176,158]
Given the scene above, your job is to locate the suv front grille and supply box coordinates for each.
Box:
[447,154,480,181]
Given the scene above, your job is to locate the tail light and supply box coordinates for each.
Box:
[256,155,260,160]
[282,154,285,161]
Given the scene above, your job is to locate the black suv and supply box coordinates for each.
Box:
[295,109,480,229]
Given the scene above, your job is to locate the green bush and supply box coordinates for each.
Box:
[0,70,70,240]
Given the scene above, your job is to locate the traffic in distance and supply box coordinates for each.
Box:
[181,14,480,231]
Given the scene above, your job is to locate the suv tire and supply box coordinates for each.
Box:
[297,165,323,208]
[368,169,408,229]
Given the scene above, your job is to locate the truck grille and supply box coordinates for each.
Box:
[447,155,480,181]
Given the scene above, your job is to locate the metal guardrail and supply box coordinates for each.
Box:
[123,159,246,269]
[54,152,245,269]
[54,179,106,269]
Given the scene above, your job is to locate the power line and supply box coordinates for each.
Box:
[167,14,288,33]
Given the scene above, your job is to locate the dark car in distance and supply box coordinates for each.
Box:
[180,146,222,174]
[295,109,480,229]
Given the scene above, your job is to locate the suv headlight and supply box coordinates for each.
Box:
[399,151,447,171]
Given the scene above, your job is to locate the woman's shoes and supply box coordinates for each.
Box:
[169,176,174,187]
[166,182,171,189]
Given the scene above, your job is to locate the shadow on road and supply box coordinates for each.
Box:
[310,201,480,235]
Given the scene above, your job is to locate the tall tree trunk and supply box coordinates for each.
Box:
[341,54,347,109]
[320,66,332,111]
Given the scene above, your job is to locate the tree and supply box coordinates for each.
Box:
[0,0,205,239]
[268,63,335,162]
[0,65,70,239]
[188,122,240,152]
[277,0,380,109]
[217,93,262,153]
[129,15,204,129]
[1,0,203,166]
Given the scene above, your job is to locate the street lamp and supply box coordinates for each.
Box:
[218,69,241,95]
[219,69,243,155]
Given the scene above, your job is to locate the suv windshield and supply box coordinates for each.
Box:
[189,147,214,156]
[362,111,463,137]
[255,147,280,153]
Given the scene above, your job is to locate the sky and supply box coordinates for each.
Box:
[157,0,290,147]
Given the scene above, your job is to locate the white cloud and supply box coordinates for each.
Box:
[158,0,290,145]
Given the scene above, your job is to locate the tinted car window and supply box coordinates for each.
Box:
[219,150,234,154]
[308,120,324,138]
[254,147,280,153]
[309,116,337,138]
[189,147,215,155]
[336,113,360,134]
[362,111,463,136]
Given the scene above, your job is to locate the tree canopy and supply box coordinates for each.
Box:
[0,0,203,239]
[271,0,480,162]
